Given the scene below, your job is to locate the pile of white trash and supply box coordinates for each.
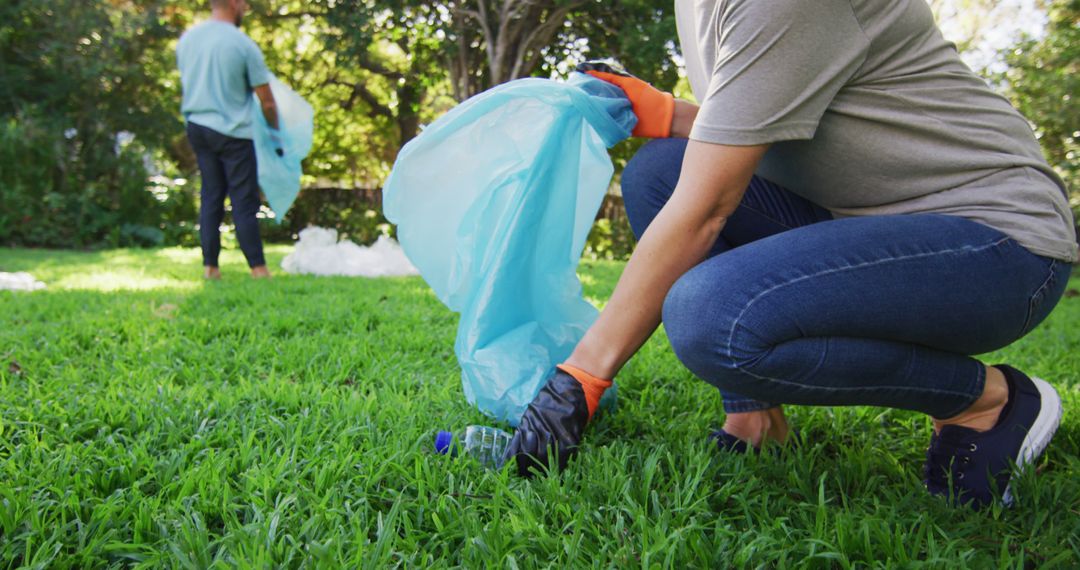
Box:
[0,272,46,291]
[281,226,419,278]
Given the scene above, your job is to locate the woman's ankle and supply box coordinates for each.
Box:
[933,365,1009,433]
[722,406,788,446]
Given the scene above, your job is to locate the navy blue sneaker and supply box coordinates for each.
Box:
[923,365,1062,508]
[709,429,756,454]
[708,428,798,454]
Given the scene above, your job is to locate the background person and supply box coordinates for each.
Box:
[506,0,1076,509]
[177,0,280,279]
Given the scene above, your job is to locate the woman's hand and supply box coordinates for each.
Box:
[576,61,675,139]
[504,365,612,477]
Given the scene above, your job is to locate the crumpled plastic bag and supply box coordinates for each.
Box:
[280,227,418,277]
[0,272,45,291]
[251,76,314,220]
[383,72,636,425]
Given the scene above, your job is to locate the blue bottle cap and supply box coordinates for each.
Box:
[434,431,453,454]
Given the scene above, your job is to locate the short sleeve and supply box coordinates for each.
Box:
[690,0,869,145]
[243,37,272,88]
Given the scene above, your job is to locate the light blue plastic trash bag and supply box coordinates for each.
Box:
[383,72,636,426]
[250,76,314,221]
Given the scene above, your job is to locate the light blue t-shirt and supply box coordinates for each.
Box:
[176,20,271,140]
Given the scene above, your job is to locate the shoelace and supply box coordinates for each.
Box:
[924,435,976,494]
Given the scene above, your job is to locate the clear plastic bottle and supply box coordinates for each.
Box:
[434,425,513,469]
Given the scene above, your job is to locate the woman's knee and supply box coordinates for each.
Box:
[662,274,711,374]
[663,265,763,383]
[660,261,781,392]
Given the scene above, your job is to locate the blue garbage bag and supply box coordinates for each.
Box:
[250,76,314,221]
[383,72,636,425]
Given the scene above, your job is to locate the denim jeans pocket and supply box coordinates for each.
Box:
[1019,259,1070,336]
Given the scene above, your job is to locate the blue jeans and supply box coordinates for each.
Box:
[622,139,1071,418]
[186,122,266,268]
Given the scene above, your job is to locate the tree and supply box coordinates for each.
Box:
[1001,0,1079,215]
[928,0,1053,73]
[0,0,683,246]
[0,0,193,247]
[929,0,1019,52]
[317,0,678,165]
[560,0,679,90]
[0,0,186,155]
[321,1,453,148]
[447,0,586,98]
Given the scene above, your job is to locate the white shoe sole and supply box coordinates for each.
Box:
[1002,376,1062,506]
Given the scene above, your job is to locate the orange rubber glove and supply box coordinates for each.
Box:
[557,364,612,421]
[576,61,675,139]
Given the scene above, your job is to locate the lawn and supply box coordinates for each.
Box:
[1,246,1079,568]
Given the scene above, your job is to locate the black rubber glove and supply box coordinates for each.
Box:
[575,60,634,77]
[504,366,612,477]
[504,369,588,477]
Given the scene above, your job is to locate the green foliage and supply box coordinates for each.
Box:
[928,0,1024,55]
[585,218,630,261]
[0,0,191,248]
[312,0,678,178]
[320,1,452,144]
[241,1,424,186]
[1,247,1079,566]
[584,196,638,260]
[1001,0,1080,218]
[1,0,1072,253]
[563,0,680,91]
[0,110,194,248]
[0,0,182,149]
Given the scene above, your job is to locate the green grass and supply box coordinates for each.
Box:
[1,246,1079,568]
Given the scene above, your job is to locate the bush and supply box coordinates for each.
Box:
[584,196,637,260]
[0,110,188,249]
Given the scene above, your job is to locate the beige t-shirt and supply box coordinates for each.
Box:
[676,0,1077,262]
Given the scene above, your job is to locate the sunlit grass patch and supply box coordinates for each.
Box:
[49,271,200,292]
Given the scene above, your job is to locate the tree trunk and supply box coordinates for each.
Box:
[396,82,422,145]
[449,0,584,99]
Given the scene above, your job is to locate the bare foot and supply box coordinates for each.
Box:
[250,265,272,279]
[204,266,222,280]
[932,365,1009,433]
[722,406,790,447]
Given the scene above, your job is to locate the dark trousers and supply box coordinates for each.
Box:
[186,122,266,268]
